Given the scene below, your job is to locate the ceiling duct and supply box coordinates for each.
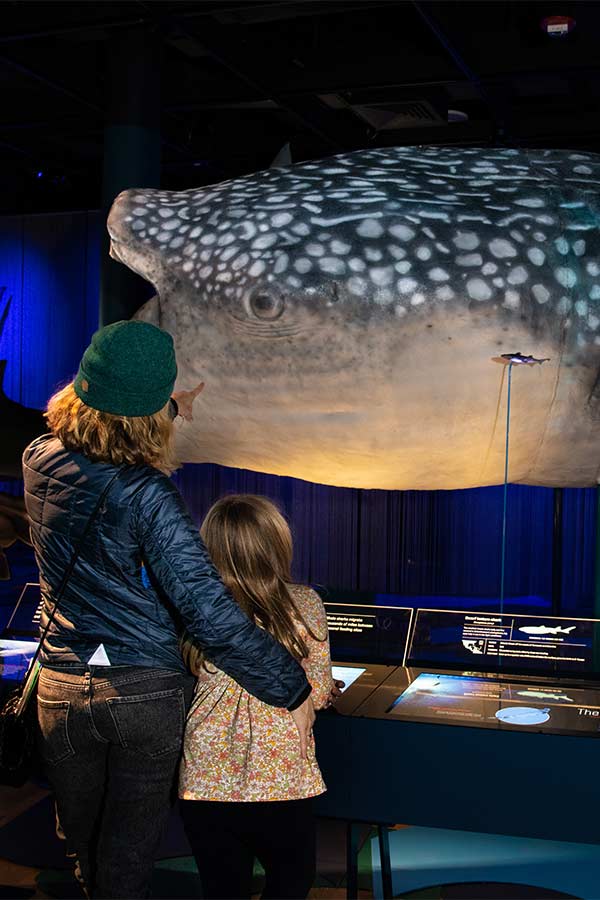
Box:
[319,94,445,130]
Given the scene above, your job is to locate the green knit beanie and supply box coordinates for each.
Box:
[74,321,177,417]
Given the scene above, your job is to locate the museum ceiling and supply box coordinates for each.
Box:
[0,0,598,213]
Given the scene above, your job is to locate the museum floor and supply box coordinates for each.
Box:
[0,783,583,900]
[0,780,370,900]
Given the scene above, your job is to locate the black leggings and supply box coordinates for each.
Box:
[180,797,316,900]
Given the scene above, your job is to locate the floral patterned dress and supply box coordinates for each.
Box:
[179,585,333,802]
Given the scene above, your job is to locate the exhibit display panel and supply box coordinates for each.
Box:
[327,662,397,715]
[324,601,413,665]
[322,600,412,713]
[331,665,365,692]
[408,608,600,676]
[6,582,42,636]
[0,638,38,683]
[0,584,40,699]
[387,671,600,737]
[323,607,600,737]
[330,657,600,745]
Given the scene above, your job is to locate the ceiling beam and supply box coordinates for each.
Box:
[0,17,145,44]
[0,136,37,160]
[0,52,103,114]
[0,48,197,162]
[160,13,367,152]
[411,1,506,140]
[0,0,394,46]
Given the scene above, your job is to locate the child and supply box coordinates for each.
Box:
[179,494,333,900]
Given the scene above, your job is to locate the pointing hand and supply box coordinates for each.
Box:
[171,383,205,421]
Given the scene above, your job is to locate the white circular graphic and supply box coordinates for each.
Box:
[496,707,550,726]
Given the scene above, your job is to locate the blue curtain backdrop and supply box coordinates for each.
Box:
[0,210,101,612]
[0,211,597,619]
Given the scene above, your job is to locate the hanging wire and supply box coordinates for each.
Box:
[499,362,513,615]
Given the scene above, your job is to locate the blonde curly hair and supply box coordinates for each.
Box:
[45,382,179,474]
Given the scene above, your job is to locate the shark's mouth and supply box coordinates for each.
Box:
[108,238,161,291]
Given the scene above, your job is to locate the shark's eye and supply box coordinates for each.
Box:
[249,291,284,320]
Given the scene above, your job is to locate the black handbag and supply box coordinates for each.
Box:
[0,471,120,787]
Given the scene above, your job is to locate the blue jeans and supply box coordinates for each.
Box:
[37,665,194,899]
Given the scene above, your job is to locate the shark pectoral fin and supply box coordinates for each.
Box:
[133,294,161,326]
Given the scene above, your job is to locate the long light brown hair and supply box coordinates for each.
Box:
[45,382,178,473]
[182,494,325,675]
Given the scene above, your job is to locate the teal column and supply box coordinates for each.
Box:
[99,26,162,326]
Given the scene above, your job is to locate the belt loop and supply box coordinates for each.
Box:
[83,668,92,697]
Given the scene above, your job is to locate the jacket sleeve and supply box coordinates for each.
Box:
[133,474,310,710]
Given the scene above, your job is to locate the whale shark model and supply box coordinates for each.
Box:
[107,146,600,490]
[519,624,576,635]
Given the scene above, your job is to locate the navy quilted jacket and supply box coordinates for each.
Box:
[22,434,310,710]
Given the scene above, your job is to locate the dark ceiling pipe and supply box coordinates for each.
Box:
[411,1,505,142]
[0,53,103,114]
[0,136,36,159]
[0,2,388,44]
[0,120,72,131]
[165,82,472,113]
[139,0,365,153]
[0,18,145,44]
[0,52,194,159]
[167,25,345,151]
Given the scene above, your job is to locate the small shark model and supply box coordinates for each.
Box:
[519,624,576,635]
[517,690,573,702]
[500,352,550,366]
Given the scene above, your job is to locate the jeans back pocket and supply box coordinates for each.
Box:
[107,688,185,758]
[37,698,75,764]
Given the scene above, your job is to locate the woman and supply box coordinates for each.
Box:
[22,320,314,899]
[179,495,334,900]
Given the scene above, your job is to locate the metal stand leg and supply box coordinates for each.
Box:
[346,821,359,900]
[377,825,393,899]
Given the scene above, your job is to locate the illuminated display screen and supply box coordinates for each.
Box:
[409,609,599,675]
[0,639,38,683]
[331,665,366,692]
[6,583,42,637]
[324,603,412,665]
[388,672,600,736]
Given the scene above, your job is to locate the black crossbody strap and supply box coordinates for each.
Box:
[32,469,121,669]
